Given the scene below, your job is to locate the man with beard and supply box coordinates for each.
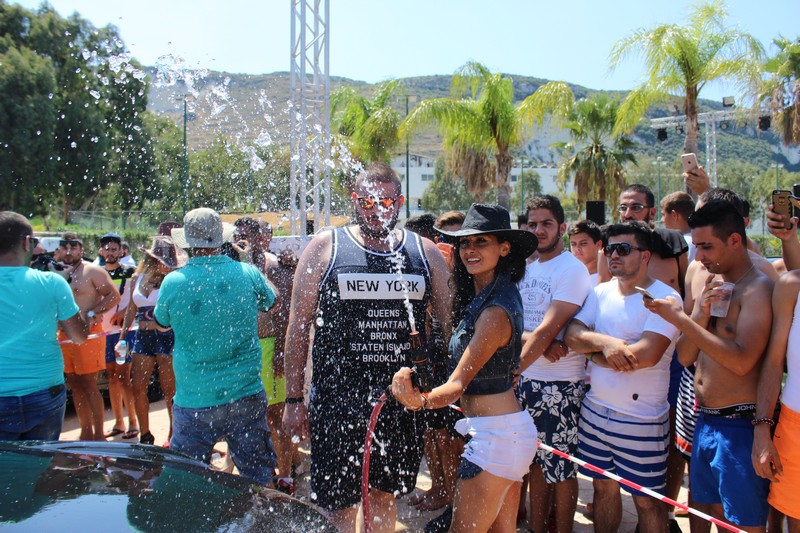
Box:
[645,201,773,530]
[58,232,120,440]
[565,222,682,533]
[97,233,138,440]
[0,212,88,441]
[283,163,451,533]
[516,195,592,533]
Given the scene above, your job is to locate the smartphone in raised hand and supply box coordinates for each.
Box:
[681,153,699,173]
[634,286,655,300]
[772,189,793,229]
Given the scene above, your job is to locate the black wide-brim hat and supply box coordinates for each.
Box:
[437,203,538,260]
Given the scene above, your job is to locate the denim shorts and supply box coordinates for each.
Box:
[0,384,66,441]
[105,331,137,364]
[132,329,174,357]
[171,391,276,485]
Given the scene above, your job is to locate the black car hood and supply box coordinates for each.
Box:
[0,441,334,532]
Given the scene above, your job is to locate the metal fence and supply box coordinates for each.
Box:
[68,211,182,231]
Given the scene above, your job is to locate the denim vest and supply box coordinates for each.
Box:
[448,273,524,395]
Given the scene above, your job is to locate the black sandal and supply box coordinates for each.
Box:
[140,432,155,445]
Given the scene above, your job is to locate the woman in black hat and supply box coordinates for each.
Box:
[393,204,539,532]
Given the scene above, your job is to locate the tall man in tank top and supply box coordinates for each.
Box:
[283,163,451,533]
[565,222,682,533]
[516,195,591,533]
[58,232,120,441]
[645,201,773,531]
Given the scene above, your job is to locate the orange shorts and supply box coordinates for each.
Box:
[60,323,105,375]
[769,404,800,519]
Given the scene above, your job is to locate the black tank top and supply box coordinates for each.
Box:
[311,227,432,415]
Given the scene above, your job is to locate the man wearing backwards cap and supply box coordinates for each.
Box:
[154,207,277,486]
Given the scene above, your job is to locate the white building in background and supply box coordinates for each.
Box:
[390,153,572,217]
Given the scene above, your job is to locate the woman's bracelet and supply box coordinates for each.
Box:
[285,397,304,404]
[751,417,775,427]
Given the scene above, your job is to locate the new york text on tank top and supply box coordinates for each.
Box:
[312,227,432,400]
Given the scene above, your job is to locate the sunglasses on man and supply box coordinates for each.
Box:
[617,203,649,214]
[603,242,646,257]
[352,194,399,210]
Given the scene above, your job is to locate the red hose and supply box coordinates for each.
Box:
[362,391,389,533]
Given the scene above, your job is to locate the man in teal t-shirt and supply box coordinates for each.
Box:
[0,211,88,440]
[154,208,276,486]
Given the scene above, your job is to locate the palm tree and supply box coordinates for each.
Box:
[330,80,403,164]
[551,95,637,213]
[610,0,764,155]
[761,37,800,145]
[401,61,572,209]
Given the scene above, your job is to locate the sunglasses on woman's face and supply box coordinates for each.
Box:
[354,196,398,210]
[603,242,645,257]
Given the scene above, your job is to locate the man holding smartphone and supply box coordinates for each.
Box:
[645,201,773,530]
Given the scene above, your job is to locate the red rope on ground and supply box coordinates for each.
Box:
[537,442,745,533]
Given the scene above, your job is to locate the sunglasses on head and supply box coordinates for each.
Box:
[59,240,81,247]
[354,196,398,209]
[603,242,645,257]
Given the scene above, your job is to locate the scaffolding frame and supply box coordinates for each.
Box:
[289,0,331,236]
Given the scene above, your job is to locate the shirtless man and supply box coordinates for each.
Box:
[645,201,773,531]
[58,232,120,441]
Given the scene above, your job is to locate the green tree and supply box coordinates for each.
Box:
[509,169,543,215]
[761,37,800,145]
[0,45,56,213]
[420,157,476,213]
[610,0,764,156]
[402,61,573,209]
[330,80,403,164]
[552,94,637,212]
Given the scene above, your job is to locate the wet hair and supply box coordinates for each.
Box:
[660,191,695,220]
[434,210,465,229]
[405,213,438,240]
[698,188,744,216]
[605,221,652,251]
[689,200,746,242]
[451,236,527,322]
[261,221,273,235]
[234,216,260,235]
[742,199,751,218]
[354,162,402,196]
[622,184,655,207]
[0,211,32,255]
[525,194,565,225]
[568,220,602,243]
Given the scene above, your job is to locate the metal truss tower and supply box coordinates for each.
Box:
[650,108,749,186]
[289,0,331,236]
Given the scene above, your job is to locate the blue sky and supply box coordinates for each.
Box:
[13,0,800,103]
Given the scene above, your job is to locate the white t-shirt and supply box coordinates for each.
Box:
[683,232,696,263]
[518,251,591,381]
[782,291,800,412]
[573,279,682,419]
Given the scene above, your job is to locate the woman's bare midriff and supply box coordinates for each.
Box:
[460,389,523,418]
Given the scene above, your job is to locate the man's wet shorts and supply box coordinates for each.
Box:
[308,401,423,511]
[518,377,584,483]
[691,411,769,527]
[577,399,669,496]
[260,337,286,406]
[60,323,105,375]
[768,405,800,520]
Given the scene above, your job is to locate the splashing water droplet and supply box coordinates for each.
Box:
[316,317,324,327]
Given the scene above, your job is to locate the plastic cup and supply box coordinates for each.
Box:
[709,282,735,318]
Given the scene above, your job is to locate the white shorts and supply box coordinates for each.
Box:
[455,410,538,481]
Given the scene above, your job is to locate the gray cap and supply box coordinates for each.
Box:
[171,208,235,249]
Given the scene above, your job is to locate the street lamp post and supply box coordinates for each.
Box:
[772,163,784,190]
[181,96,189,217]
[652,157,668,221]
[518,157,525,214]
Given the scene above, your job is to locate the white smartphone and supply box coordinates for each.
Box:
[681,153,699,173]
[634,286,655,300]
